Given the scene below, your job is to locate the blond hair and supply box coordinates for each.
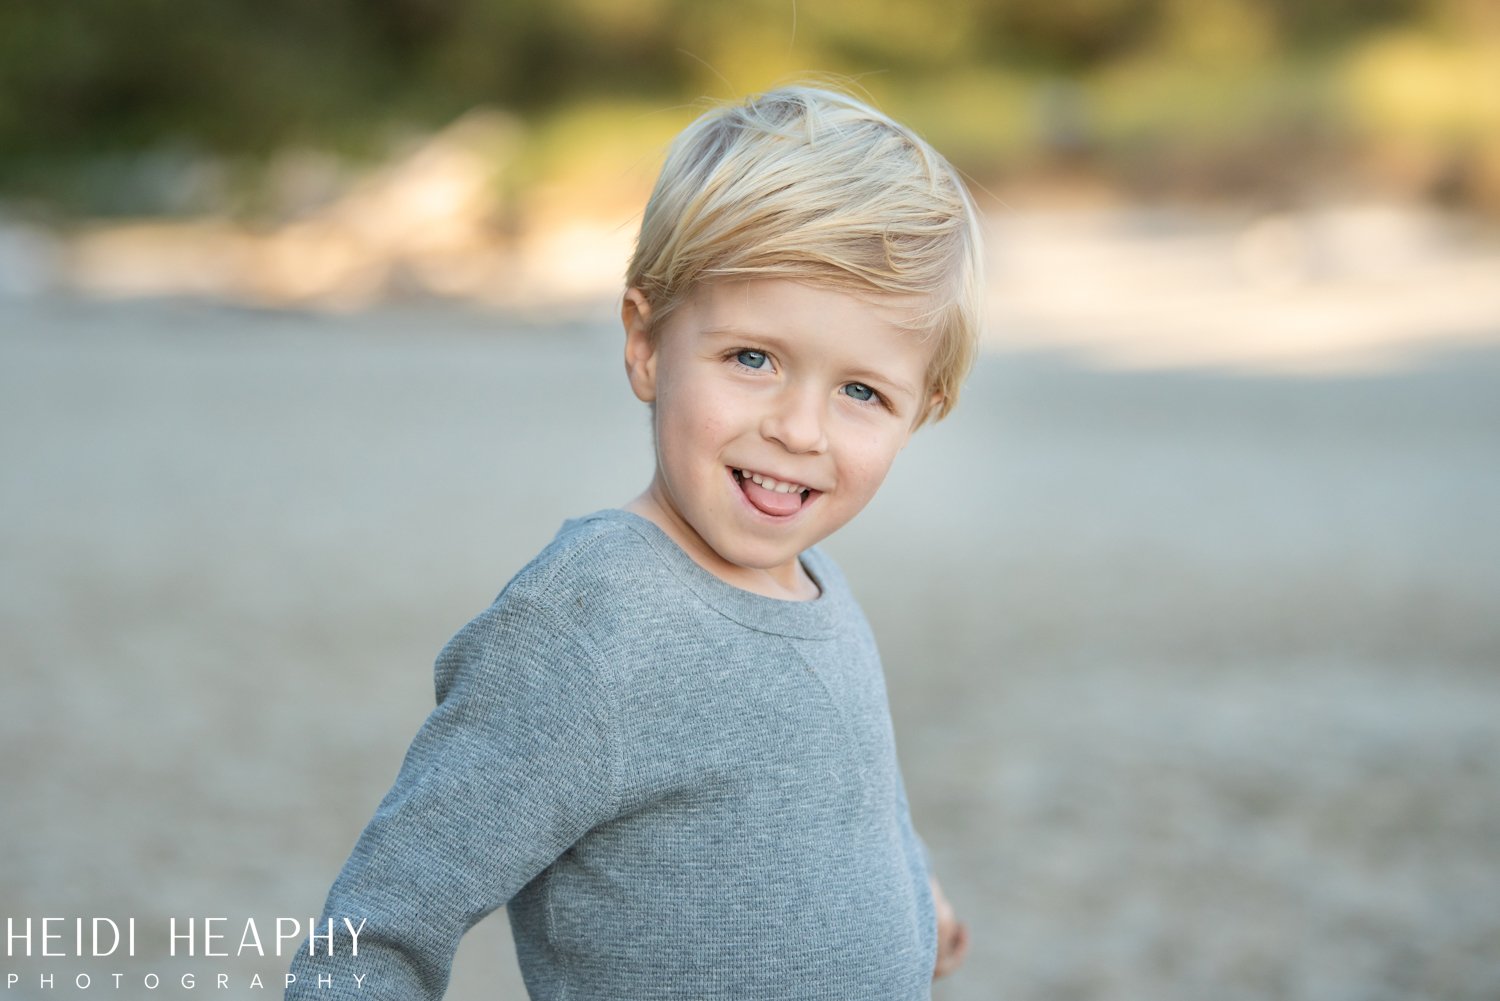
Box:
[625,85,984,425]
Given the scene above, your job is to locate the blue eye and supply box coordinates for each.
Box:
[843,383,876,402]
[736,350,768,369]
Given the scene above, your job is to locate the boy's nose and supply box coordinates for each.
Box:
[761,387,828,454]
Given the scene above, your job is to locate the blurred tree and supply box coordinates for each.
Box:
[974,0,1161,69]
[0,0,1492,214]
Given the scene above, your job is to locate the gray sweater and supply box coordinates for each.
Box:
[288,508,936,999]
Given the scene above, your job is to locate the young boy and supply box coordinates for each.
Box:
[288,84,979,1000]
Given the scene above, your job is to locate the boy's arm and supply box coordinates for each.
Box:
[894,757,970,979]
[286,594,618,1001]
[894,757,932,874]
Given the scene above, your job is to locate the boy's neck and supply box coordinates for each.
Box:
[622,488,821,602]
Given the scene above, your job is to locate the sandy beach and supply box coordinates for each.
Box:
[3,208,1499,999]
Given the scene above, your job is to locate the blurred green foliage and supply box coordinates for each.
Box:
[2,0,1496,215]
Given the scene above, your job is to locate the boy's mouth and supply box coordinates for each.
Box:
[731,467,817,518]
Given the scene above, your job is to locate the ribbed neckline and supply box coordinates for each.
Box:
[566,508,841,640]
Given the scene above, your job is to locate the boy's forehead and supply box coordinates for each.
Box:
[684,278,935,335]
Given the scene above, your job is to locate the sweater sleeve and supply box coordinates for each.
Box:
[893,750,933,876]
[287,592,618,1000]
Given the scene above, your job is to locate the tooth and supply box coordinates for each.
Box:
[740,469,811,493]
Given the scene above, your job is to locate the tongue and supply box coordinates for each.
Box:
[743,477,803,516]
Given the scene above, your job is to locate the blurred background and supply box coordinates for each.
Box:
[2,1,1498,999]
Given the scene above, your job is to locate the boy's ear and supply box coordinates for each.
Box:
[621,288,658,404]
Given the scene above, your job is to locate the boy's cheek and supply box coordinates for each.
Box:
[850,443,903,483]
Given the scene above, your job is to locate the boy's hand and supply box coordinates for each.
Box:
[930,873,969,981]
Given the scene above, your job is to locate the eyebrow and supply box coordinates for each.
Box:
[700,325,922,405]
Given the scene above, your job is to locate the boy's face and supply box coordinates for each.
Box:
[623,278,939,597]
